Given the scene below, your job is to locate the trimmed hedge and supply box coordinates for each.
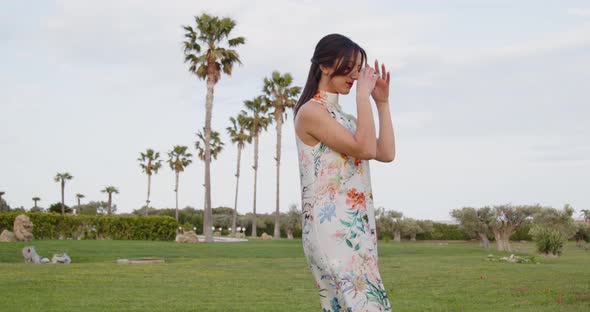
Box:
[0,212,178,241]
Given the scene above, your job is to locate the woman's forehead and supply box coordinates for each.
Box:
[337,50,363,67]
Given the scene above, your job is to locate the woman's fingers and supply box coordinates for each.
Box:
[374,60,380,76]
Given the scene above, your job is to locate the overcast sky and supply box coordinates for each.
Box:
[1,0,589,221]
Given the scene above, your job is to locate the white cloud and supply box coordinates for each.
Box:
[567,7,590,17]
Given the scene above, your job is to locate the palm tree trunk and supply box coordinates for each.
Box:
[77,198,81,215]
[232,146,242,237]
[108,194,112,215]
[251,134,259,238]
[61,180,65,215]
[273,118,282,239]
[203,76,215,242]
[145,173,151,216]
[175,171,180,221]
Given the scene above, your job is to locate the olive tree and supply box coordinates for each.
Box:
[452,206,494,248]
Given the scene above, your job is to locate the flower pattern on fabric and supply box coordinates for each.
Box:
[319,202,337,224]
[296,90,392,311]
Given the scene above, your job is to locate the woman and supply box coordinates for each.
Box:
[294,33,395,311]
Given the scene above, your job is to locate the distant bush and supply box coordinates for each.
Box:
[48,202,73,214]
[417,223,470,240]
[530,225,566,256]
[510,224,533,241]
[0,212,177,240]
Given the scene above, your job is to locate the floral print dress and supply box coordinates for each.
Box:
[296,90,392,311]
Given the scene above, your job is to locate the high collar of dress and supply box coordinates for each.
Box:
[313,90,341,111]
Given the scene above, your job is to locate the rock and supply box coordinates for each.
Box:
[0,229,16,242]
[175,230,199,243]
[51,253,71,264]
[22,246,41,264]
[14,214,34,241]
[260,233,272,240]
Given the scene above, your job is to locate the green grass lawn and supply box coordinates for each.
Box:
[1,239,589,311]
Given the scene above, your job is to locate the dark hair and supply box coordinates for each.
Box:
[294,34,367,117]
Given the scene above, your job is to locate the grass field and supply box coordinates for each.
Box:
[1,239,589,311]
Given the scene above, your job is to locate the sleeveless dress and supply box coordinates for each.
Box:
[296,90,392,312]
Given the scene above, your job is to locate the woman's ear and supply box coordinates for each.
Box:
[319,64,332,76]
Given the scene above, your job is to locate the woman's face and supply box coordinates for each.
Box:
[321,51,363,95]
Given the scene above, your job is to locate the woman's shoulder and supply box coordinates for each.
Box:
[296,99,331,121]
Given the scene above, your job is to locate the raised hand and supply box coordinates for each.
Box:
[356,64,378,99]
[371,60,390,105]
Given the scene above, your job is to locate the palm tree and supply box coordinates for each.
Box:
[0,191,4,203]
[138,149,163,216]
[226,114,251,236]
[182,13,245,242]
[167,145,193,221]
[101,186,119,215]
[32,197,41,209]
[581,209,590,222]
[54,173,73,215]
[195,128,225,214]
[263,71,301,239]
[242,96,272,238]
[75,193,85,214]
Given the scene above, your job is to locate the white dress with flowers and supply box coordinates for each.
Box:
[296,91,392,312]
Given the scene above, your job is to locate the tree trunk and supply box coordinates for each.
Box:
[61,180,65,215]
[77,198,80,215]
[502,228,513,252]
[478,232,490,249]
[108,194,112,215]
[175,171,180,221]
[232,147,242,237]
[251,134,259,238]
[493,229,504,251]
[145,173,151,216]
[394,230,401,242]
[287,228,293,240]
[203,76,215,242]
[274,116,282,240]
[410,233,416,241]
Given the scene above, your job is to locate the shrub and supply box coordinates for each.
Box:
[510,224,533,241]
[417,223,470,240]
[48,202,73,214]
[530,225,566,256]
[574,223,590,246]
